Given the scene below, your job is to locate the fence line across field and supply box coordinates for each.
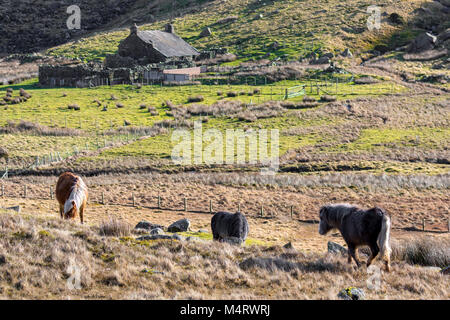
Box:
[0,182,448,234]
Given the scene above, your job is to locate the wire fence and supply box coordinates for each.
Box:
[0,182,449,234]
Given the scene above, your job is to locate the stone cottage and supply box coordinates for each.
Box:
[117,24,200,65]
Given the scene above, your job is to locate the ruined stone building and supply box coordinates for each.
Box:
[117,24,200,65]
[39,24,202,87]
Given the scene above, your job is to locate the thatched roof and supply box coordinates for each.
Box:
[135,30,199,58]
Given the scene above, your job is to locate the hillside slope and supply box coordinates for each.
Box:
[0,0,211,54]
[45,0,449,63]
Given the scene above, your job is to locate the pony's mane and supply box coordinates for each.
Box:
[64,177,87,214]
[325,203,359,223]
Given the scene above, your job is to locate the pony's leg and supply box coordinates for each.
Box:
[59,204,64,219]
[79,203,85,224]
[384,256,391,272]
[348,244,361,268]
[367,243,379,267]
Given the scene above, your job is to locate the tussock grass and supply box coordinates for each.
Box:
[98,218,131,237]
[0,120,83,136]
[0,209,448,299]
[391,237,450,268]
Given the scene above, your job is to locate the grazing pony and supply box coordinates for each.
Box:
[211,211,249,245]
[318,203,391,272]
[56,172,88,224]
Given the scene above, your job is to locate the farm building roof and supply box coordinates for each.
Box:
[136,30,200,58]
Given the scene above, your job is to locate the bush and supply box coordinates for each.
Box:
[139,104,147,110]
[68,104,80,110]
[187,95,205,103]
[320,95,337,102]
[227,91,238,97]
[116,103,124,108]
[391,238,450,268]
[98,218,131,237]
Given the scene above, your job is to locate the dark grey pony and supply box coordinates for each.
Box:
[211,211,249,245]
[319,204,391,272]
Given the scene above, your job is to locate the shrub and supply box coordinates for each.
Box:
[139,104,147,110]
[253,88,261,94]
[116,103,124,108]
[98,218,131,237]
[110,94,118,100]
[320,95,337,102]
[187,95,205,103]
[217,91,223,96]
[391,238,450,268]
[227,91,238,98]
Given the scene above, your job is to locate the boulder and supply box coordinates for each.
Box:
[388,13,404,25]
[408,32,437,53]
[200,27,212,38]
[341,48,353,57]
[6,206,21,213]
[0,255,6,265]
[134,221,163,231]
[438,28,450,44]
[328,241,347,255]
[312,56,330,64]
[338,287,365,300]
[150,228,164,235]
[440,266,450,275]
[168,218,190,233]
[283,242,294,249]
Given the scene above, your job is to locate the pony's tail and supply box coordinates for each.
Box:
[377,213,391,271]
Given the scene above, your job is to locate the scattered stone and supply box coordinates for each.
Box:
[438,28,450,44]
[200,27,212,38]
[171,233,184,241]
[134,221,163,231]
[198,229,208,233]
[6,206,21,213]
[328,241,347,255]
[440,266,450,275]
[408,32,437,53]
[341,48,353,57]
[150,228,164,235]
[168,218,190,232]
[0,255,6,265]
[388,13,404,25]
[338,287,365,300]
[283,242,294,249]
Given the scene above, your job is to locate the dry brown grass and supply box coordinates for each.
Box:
[0,209,448,300]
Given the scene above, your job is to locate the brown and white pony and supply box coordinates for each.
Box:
[56,172,88,224]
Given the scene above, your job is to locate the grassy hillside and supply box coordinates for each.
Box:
[47,0,430,63]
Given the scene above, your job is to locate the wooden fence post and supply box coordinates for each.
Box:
[238,203,241,213]
[290,205,293,219]
[209,199,213,214]
[260,205,264,217]
[50,186,53,200]
[101,192,105,205]
[422,218,425,232]
[24,185,27,198]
